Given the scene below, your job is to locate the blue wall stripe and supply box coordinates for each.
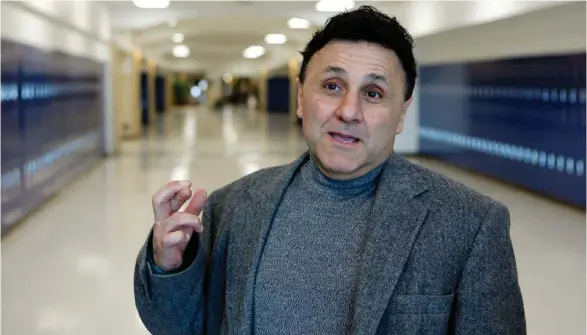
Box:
[420,127,584,177]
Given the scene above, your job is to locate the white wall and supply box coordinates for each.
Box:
[1,0,115,154]
[1,1,111,62]
[394,1,586,155]
[394,84,420,155]
[112,29,137,54]
[415,2,586,65]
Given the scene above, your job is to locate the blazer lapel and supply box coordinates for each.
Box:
[230,152,310,335]
[351,153,429,335]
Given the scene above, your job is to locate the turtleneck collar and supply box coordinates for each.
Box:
[300,154,385,197]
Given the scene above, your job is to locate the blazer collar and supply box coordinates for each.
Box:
[234,153,309,334]
[350,152,430,334]
[245,151,429,199]
[382,151,429,198]
[245,151,309,201]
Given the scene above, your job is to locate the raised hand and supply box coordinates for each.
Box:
[150,180,208,272]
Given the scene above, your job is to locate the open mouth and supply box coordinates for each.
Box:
[329,132,359,144]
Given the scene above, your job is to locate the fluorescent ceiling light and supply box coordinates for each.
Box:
[265,34,287,44]
[172,33,184,43]
[133,0,170,9]
[198,80,208,90]
[288,17,310,29]
[190,86,202,98]
[173,45,190,58]
[315,0,354,12]
[243,46,265,59]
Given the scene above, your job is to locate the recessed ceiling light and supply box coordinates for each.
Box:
[315,0,354,12]
[198,80,208,90]
[133,0,170,9]
[172,45,190,58]
[264,34,287,44]
[288,17,311,29]
[190,86,202,98]
[243,46,265,59]
[172,33,184,43]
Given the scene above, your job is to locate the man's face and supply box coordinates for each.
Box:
[297,41,412,180]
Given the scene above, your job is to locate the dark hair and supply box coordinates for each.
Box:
[298,5,417,101]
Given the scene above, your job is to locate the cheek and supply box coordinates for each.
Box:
[304,90,337,120]
[365,113,398,141]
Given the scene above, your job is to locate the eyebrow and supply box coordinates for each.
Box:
[324,66,389,85]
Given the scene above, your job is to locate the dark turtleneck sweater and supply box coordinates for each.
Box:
[253,156,384,334]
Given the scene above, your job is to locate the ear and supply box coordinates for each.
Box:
[395,97,413,134]
[296,78,303,119]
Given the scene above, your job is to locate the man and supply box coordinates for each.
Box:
[134,6,526,335]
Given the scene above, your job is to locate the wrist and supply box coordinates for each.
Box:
[150,259,169,274]
[148,242,171,274]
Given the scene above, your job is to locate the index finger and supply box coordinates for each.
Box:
[152,180,191,221]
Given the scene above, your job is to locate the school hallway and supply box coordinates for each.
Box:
[2,107,585,335]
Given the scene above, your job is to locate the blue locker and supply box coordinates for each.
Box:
[267,76,290,113]
[140,72,149,125]
[419,53,586,207]
[1,39,24,229]
[1,38,106,236]
[155,75,165,113]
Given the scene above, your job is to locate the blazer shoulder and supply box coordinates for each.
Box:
[410,161,507,219]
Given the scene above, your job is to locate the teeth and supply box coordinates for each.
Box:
[332,133,357,143]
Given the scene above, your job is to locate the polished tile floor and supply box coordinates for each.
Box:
[2,106,585,335]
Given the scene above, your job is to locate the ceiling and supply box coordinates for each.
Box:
[100,0,389,77]
[99,1,574,78]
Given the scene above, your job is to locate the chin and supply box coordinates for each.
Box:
[314,149,363,177]
[324,159,360,174]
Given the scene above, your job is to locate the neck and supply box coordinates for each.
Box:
[302,154,384,197]
[310,153,390,181]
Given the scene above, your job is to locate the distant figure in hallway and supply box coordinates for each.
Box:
[134,6,526,335]
[246,94,257,111]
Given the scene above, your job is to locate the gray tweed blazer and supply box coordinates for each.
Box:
[134,152,526,335]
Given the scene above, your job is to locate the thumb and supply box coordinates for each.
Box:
[184,189,208,216]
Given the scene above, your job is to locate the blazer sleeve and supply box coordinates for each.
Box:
[133,193,217,335]
[450,202,527,334]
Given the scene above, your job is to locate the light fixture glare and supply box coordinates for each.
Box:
[133,0,170,9]
[172,45,190,58]
[287,17,310,29]
[243,46,265,59]
[315,0,354,12]
[264,33,287,44]
[172,33,184,43]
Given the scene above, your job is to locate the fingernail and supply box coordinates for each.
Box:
[179,180,191,187]
[185,233,191,241]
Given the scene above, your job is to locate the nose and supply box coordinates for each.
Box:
[335,91,363,123]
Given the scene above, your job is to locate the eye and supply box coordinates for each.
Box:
[324,82,341,92]
[365,90,382,99]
